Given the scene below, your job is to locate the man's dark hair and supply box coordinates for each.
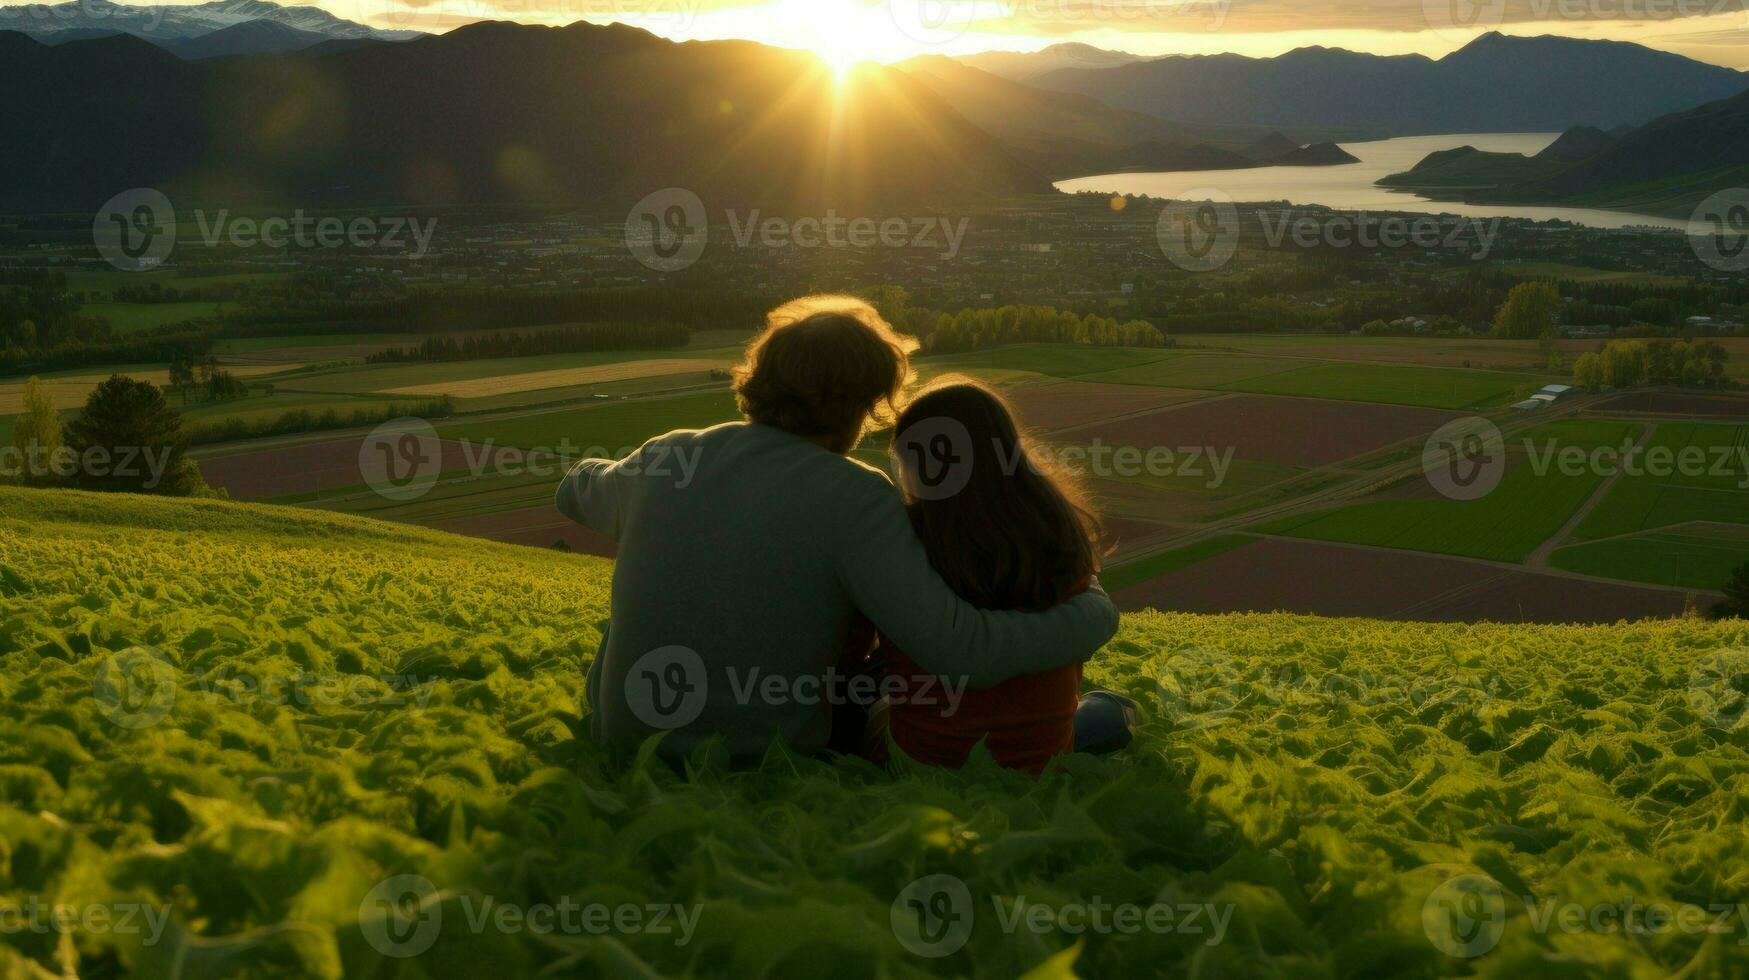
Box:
[732,295,917,445]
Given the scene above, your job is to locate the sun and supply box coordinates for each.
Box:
[772,0,879,80]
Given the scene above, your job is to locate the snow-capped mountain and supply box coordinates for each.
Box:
[0,0,421,43]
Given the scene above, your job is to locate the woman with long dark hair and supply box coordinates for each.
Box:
[868,376,1137,774]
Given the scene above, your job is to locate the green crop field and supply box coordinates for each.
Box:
[1572,422,1749,541]
[1076,353,1303,389]
[280,349,729,397]
[1257,422,1641,562]
[436,390,741,453]
[922,345,1176,379]
[1220,363,1545,410]
[83,301,228,333]
[1101,535,1253,592]
[3,487,1747,976]
[1551,525,1749,591]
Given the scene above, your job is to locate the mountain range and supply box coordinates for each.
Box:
[1,0,419,47]
[1380,91,1749,216]
[896,56,1357,178]
[956,43,1151,81]
[0,22,1045,211]
[1024,33,1749,136]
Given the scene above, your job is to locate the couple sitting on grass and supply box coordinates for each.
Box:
[557,294,1136,774]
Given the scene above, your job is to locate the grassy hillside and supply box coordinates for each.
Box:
[2,488,1748,976]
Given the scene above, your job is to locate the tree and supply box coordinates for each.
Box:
[1602,340,1648,388]
[1713,562,1749,620]
[1492,282,1561,340]
[1573,351,1605,389]
[62,376,201,495]
[8,376,62,485]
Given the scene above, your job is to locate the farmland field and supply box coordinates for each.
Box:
[1220,362,1545,410]
[1551,524,1749,591]
[4,488,1746,976]
[1569,422,1749,540]
[1256,421,1642,563]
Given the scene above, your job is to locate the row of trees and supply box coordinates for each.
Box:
[1572,339,1731,389]
[919,305,1167,354]
[6,376,208,496]
[367,320,688,363]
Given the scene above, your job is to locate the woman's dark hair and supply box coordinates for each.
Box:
[891,377,1106,612]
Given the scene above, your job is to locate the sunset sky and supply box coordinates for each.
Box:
[4,0,1746,68]
[335,0,1749,69]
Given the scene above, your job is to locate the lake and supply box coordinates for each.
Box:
[1054,134,1688,231]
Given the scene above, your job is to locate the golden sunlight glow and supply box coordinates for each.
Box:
[770,0,879,79]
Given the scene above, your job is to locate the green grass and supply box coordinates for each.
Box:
[921,345,1176,379]
[1101,535,1253,592]
[435,390,741,453]
[1572,422,1749,540]
[83,301,227,333]
[1221,362,1545,410]
[2,487,1748,976]
[280,349,725,396]
[1550,526,1749,591]
[1076,353,1302,390]
[1257,421,1641,562]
